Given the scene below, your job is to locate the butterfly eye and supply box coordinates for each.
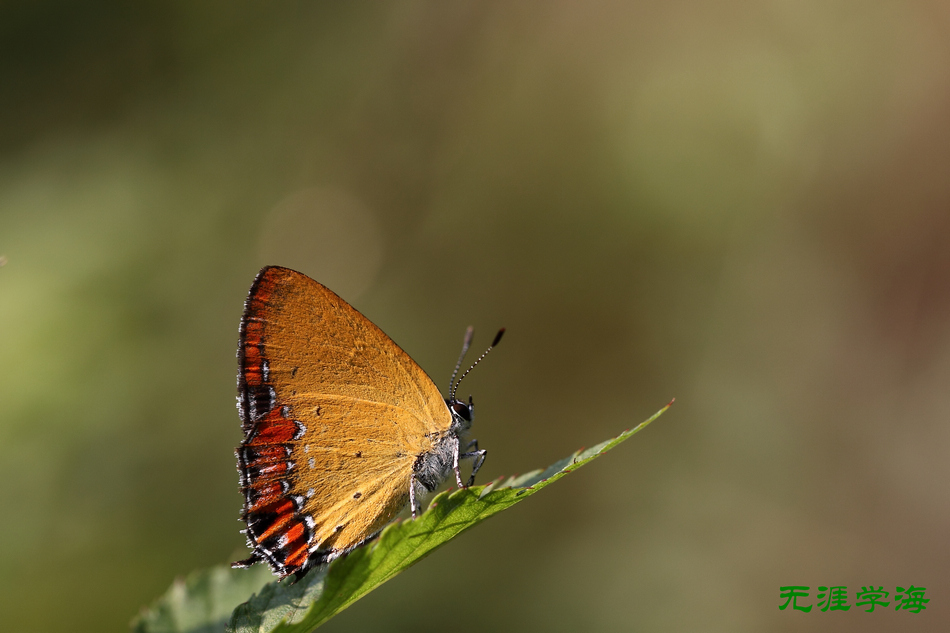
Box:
[448,398,473,423]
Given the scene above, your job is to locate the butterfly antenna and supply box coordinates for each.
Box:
[450,328,505,400]
[448,326,475,396]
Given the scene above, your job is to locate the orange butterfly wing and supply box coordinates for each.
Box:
[235,266,451,576]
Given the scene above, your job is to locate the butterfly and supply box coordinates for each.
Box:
[231,266,503,578]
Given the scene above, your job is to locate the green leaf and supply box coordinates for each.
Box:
[131,564,274,633]
[133,402,671,633]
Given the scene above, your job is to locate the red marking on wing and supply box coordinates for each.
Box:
[247,407,297,446]
[248,481,285,513]
[254,462,290,479]
[243,366,262,386]
[238,269,280,414]
[237,268,320,577]
[250,480,284,496]
[257,512,294,542]
[283,520,305,544]
[247,445,287,465]
[257,498,295,517]
[284,541,309,569]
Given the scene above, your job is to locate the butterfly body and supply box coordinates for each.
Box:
[232,266,486,578]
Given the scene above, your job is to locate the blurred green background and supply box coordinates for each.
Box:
[2,2,949,631]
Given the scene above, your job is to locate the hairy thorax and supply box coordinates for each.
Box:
[413,431,462,495]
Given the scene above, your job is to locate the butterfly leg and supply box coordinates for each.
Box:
[409,473,419,519]
[452,432,488,488]
[451,436,466,489]
[460,449,487,487]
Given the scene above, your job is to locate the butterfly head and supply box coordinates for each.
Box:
[446,395,475,433]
